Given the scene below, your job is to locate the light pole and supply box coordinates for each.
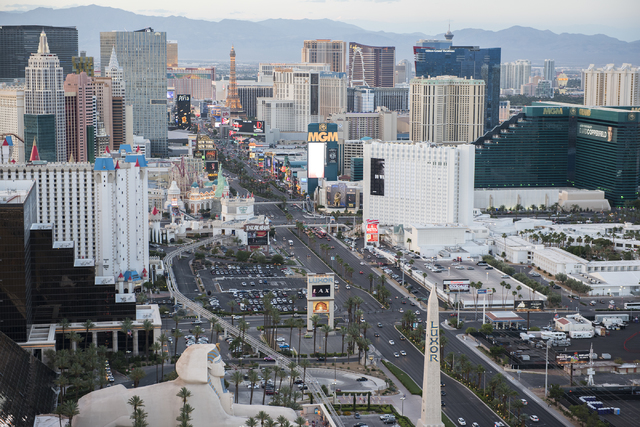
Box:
[400,395,406,416]
[544,340,550,398]
[333,356,337,384]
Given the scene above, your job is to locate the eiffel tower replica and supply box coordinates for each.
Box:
[225,45,243,115]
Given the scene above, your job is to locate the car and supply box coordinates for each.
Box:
[354,412,360,419]
[377,322,383,328]
[485,266,494,270]
[242,282,247,287]
[609,300,615,305]
[394,352,400,358]
[316,356,325,361]
[441,391,446,396]
[441,382,445,387]
[356,377,368,382]
[521,399,528,405]
[494,423,505,427]
[399,308,404,313]
[441,401,446,407]
[263,356,275,362]
[401,300,407,304]
[472,424,479,427]
[501,274,509,278]
[298,384,309,390]
[353,423,368,427]
[359,271,363,274]
[399,336,406,341]
[415,310,420,315]
[458,418,467,426]
[467,266,474,270]
[278,343,290,349]
[529,415,539,422]
[531,272,541,277]
[388,340,395,345]
[374,332,380,337]
[276,337,285,342]
[345,285,351,290]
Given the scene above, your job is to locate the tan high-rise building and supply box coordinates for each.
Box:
[91,77,113,151]
[167,41,178,67]
[348,43,395,88]
[410,75,485,143]
[583,63,639,106]
[301,40,347,73]
[64,72,93,162]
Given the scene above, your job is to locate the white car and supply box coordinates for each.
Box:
[393,352,400,358]
[521,399,528,405]
[400,350,407,356]
[529,415,539,422]
[458,418,466,426]
[389,340,395,345]
[276,337,285,342]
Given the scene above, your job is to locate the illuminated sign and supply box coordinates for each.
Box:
[313,301,330,314]
[443,279,470,292]
[307,131,338,142]
[578,123,615,142]
[556,350,591,364]
[428,321,439,362]
[177,94,190,102]
[366,223,378,234]
[232,119,264,133]
[514,300,544,311]
[370,158,385,196]
[307,143,325,178]
[366,233,379,242]
[245,224,270,231]
[543,107,563,115]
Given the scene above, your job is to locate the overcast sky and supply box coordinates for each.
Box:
[3,0,639,41]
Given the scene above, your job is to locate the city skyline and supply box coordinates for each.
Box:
[2,1,639,42]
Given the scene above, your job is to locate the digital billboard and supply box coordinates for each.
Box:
[232,119,264,134]
[514,300,544,311]
[307,143,325,178]
[556,350,591,364]
[327,147,338,164]
[205,161,219,181]
[307,274,334,300]
[326,183,347,207]
[245,224,269,246]
[313,301,330,314]
[176,94,191,130]
[578,123,615,142]
[370,158,385,196]
[205,150,217,161]
[443,279,470,292]
[346,190,356,208]
[366,223,378,234]
[167,90,175,100]
[366,233,379,242]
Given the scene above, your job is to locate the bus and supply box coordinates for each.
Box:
[624,302,640,310]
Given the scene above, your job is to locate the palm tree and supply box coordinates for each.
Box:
[172,328,184,362]
[277,369,287,391]
[299,358,311,385]
[227,300,238,325]
[231,371,244,403]
[261,367,272,405]
[58,318,70,350]
[256,410,270,427]
[475,364,486,390]
[248,369,260,404]
[367,273,375,293]
[127,395,145,421]
[82,319,95,350]
[120,318,134,360]
[142,319,153,362]
[151,342,161,383]
[284,318,296,350]
[129,367,146,388]
[321,324,332,364]
[295,319,305,362]
[214,323,224,343]
[193,325,205,344]
[157,334,168,380]
[310,314,321,354]
[287,361,298,388]
[294,415,307,427]
[61,401,79,426]
[245,417,258,427]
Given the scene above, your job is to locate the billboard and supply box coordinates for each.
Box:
[366,233,379,242]
[326,183,347,207]
[346,190,356,208]
[313,301,330,314]
[370,158,385,196]
[176,94,191,130]
[205,150,217,161]
[578,123,615,142]
[366,223,378,234]
[443,279,470,292]
[307,274,334,300]
[514,300,544,311]
[116,294,136,303]
[167,90,175,100]
[205,161,219,181]
[245,224,269,246]
[308,143,325,178]
[365,219,379,244]
[556,350,591,364]
[327,147,338,164]
[232,119,264,134]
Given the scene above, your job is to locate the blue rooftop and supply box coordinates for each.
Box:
[94,157,115,171]
[124,155,148,167]
[119,144,133,153]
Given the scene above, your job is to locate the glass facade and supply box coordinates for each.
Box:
[24,114,56,162]
[414,46,501,130]
[0,330,57,426]
[351,157,363,181]
[474,104,640,206]
[0,25,78,79]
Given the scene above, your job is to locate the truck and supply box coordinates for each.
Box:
[569,330,595,339]
[541,331,567,341]
[595,326,606,336]
[601,353,612,360]
[288,240,293,246]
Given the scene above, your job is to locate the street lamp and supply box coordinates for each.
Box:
[544,340,551,398]
[400,395,406,416]
[333,357,337,384]
[239,357,243,370]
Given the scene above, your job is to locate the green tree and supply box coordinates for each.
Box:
[82,319,95,350]
[245,417,258,427]
[128,395,149,427]
[321,324,332,363]
[129,367,147,388]
[231,371,244,403]
[61,400,80,425]
[120,318,134,361]
[248,369,260,405]
[142,319,154,362]
[58,318,70,350]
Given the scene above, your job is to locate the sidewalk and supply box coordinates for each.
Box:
[376,360,423,421]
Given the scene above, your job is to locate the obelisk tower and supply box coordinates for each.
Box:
[225,45,243,114]
[417,290,445,427]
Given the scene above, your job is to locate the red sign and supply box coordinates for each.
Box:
[366,223,378,234]
[366,233,379,242]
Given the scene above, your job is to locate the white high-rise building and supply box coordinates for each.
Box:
[0,85,25,142]
[583,63,640,106]
[24,31,66,162]
[105,47,125,98]
[258,69,347,132]
[500,59,531,92]
[94,154,149,278]
[363,140,475,227]
[0,155,149,279]
[258,63,330,83]
[543,59,556,83]
[410,76,485,143]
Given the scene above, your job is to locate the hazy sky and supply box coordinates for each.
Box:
[3,0,640,41]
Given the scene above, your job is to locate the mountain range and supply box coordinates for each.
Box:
[1,5,638,68]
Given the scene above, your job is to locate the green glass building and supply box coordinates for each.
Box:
[24,114,56,162]
[474,103,640,206]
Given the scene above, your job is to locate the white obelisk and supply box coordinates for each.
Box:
[416,290,445,427]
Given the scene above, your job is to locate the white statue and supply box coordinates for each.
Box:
[72,344,297,426]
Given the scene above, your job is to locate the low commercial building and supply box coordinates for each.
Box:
[473,187,610,211]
